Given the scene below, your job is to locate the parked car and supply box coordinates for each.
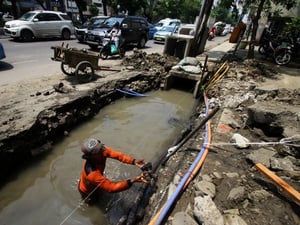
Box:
[4,10,75,42]
[213,21,226,36]
[221,24,232,36]
[86,16,149,49]
[0,43,5,59]
[75,16,108,43]
[153,25,179,44]
[148,22,158,40]
[154,18,181,31]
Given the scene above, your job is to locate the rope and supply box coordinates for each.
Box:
[205,135,300,147]
[59,183,102,225]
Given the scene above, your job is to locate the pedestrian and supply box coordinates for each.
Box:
[78,137,148,203]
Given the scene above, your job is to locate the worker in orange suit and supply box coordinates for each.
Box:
[78,137,148,203]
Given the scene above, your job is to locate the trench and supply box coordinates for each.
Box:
[0,89,198,225]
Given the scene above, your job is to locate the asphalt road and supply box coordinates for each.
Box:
[0,35,227,86]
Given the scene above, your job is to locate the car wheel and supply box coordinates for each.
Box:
[137,37,146,48]
[62,29,71,40]
[20,29,34,42]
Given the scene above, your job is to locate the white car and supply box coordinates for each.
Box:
[222,24,232,36]
[4,10,75,41]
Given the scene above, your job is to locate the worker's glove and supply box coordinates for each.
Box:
[132,172,149,184]
[134,159,146,168]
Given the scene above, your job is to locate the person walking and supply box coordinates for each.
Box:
[78,137,148,203]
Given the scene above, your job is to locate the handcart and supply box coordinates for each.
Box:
[51,43,120,83]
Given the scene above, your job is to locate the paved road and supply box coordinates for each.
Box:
[0,35,228,86]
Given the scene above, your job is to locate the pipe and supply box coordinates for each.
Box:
[116,88,149,97]
[161,105,219,166]
[148,91,213,225]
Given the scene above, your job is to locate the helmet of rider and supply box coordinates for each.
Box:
[81,138,104,155]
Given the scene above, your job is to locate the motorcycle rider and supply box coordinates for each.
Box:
[109,22,122,49]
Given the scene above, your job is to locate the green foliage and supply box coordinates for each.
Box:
[151,0,202,23]
[283,16,300,37]
[112,0,148,15]
[89,3,99,16]
[211,5,234,24]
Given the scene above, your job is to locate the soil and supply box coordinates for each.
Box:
[0,47,299,225]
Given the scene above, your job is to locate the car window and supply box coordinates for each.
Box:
[35,13,61,21]
[169,21,180,26]
[93,18,105,26]
[19,12,35,21]
[60,14,72,21]
[104,17,124,27]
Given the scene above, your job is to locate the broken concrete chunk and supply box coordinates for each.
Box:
[230,133,250,149]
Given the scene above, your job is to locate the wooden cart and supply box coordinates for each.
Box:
[51,43,101,83]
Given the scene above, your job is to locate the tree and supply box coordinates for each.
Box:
[246,0,297,58]
[74,0,87,23]
[189,0,214,57]
[89,3,99,16]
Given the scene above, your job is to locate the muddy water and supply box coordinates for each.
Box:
[0,89,198,225]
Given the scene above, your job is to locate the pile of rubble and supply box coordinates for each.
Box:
[139,57,300,225]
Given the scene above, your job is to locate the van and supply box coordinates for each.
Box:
[154,18,181,30]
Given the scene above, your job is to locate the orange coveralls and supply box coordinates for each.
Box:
[78,146,136,196]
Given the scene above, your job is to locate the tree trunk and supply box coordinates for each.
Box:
[10,0,18,18]
[189,0,214,57]
[247,0,266,58]
[74,0,85,23]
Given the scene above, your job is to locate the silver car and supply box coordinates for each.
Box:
[4,10,75,41]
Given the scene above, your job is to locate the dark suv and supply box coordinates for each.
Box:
[86,16,149,49]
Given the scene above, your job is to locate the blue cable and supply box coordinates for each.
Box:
[155,96,210,225]
[116,88,149,97]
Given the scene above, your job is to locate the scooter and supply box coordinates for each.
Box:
[99,36,126,60]
[208,27,215,41]
[258,33,293,65]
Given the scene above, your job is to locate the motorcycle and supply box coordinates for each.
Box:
[99,35,126,60]
[208,27,215,41]
[258,32,293,65]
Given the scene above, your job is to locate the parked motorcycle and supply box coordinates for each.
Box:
[99,36,126,60]
[258,32,293,65]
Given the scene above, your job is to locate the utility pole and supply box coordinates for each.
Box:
[189,0,214,57]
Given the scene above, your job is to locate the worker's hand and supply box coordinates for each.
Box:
[131,172,149,184]
[134,159,146,168]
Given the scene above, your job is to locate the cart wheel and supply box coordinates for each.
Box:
[75,61,95,83]
[61,62,75,76]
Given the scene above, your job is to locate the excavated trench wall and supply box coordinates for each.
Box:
[0,73,164,185]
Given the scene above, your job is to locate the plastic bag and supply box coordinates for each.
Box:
[110,44,118,54]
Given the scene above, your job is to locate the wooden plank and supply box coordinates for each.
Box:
[255,163,300,206]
